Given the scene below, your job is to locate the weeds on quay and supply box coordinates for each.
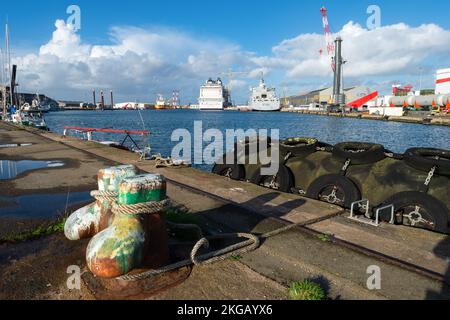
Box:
[289,280,326,301]
[0,218,66,244]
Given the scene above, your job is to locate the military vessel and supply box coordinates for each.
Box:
[249,78,281,112]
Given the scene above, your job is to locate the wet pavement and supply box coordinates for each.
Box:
[0,191,92,219]
[0,160,65,180]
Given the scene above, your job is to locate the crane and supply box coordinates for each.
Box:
[219,69,249,105]
[280,83,290,108]
[320,6,335,73]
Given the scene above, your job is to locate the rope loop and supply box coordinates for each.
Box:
[112,198,172,215]
[90,190,118,202]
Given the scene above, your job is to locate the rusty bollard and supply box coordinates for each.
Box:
[86,174,170,279]
[64,165,138,241]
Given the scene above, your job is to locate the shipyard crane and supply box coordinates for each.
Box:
[320,6,335,73]
[280,83,290,108]
[220,70,248,93]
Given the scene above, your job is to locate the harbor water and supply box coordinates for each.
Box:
[45,109,450,171]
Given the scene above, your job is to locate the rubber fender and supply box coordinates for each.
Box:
[280,137,319,159]
[317,141,334,153]
[250,164,295,193]
[212,164,246,181]
[404,148,450,177]
[218,136,272,163]
[332,142,386,165]
[306,174,361,209]
[377,191,450,234]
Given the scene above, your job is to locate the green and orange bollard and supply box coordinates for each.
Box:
[64,165,138,241]
[86,174,170,278]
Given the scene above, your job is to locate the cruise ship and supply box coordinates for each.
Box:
[249,78,281,112]
[198,78,231,111]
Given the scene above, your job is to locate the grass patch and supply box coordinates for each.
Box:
[317,234,332,242]
[289,280,326,301]
[0,219,66,244]
[230,255,243,261]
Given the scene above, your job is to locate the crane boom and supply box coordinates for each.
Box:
[320,6,335,72]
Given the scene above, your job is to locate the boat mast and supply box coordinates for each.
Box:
[5,18,12,107]
[1,19,7,118]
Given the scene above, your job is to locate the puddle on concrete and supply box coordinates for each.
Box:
[0,160,65,180]
[0,143,33,148]
[0,191,93,219]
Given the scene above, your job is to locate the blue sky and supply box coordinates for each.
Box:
[3,0,450,102]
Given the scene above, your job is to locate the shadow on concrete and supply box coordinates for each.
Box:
[426,235,450,300]
[194,192,306,243]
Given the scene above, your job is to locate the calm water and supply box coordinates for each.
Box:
[45,110,450,171]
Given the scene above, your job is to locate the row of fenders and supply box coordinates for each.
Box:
[212,138,450,235]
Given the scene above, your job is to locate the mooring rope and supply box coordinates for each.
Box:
[112,199,172,215]
[118,233,260,282]
[90,190,118,202]
[115,197,320,282]
[154,156,191,168]
[85,194,314,282]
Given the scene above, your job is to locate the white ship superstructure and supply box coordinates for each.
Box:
[249,78,281,112]
[199,78,227,111]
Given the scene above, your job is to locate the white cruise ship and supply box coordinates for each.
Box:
[198,78,230,111]
[249,78,281,112]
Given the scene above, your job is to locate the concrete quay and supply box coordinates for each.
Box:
[1,122,449,300]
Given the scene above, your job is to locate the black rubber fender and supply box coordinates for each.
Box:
[404,148,450,177]
[317,141,334,153]
[332,142,386,165]
[377,191,450,234]
[306,174,361,209]
[212,164,246,180]
[280,137,318,159]
[250,164,295,193]
[223,136,272,162]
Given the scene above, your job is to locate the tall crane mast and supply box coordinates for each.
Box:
[320,6,335,73]
[219,69,248,105]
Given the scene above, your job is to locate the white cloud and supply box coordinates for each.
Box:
[273,21,450,80]
[13,19,450,102]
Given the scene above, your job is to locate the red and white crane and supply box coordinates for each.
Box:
[320,6,335,73]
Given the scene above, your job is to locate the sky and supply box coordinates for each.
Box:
[2,0,450,104]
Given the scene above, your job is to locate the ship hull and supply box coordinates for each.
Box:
[249,103,281,112]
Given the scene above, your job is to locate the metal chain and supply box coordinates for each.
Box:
[320,187,342,205]
[342,159,351,172]
[424,166,436,186]
[283,152,293,162]
[403,206,435,228]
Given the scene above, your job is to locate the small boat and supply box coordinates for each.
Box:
[63,126,152,158]
[11,108,49,131]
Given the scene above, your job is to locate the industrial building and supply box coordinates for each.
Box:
[369,68,450,110]
[287,86,377,110]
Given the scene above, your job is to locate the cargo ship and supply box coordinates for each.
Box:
[155,94,170,110]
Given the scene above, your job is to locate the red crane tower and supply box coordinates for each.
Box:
[320,6,335,73]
